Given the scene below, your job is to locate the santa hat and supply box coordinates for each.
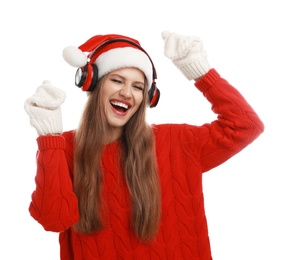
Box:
[62,34,154,88]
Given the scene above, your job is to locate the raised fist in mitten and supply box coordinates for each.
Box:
[162,31,211,80]
[24,80,66,136]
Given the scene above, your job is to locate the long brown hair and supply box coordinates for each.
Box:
[73,75,161,242]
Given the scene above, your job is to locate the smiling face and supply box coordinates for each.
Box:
[100,67,145,142]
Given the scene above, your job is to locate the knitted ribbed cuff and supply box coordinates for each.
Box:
[173,58,211,81]
[37,134,66,151]
[194,68,220,92]
[31,115,63,136]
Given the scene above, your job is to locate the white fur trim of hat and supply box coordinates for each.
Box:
[63,43,153,88]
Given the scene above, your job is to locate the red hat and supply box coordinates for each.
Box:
[63,34,153,88]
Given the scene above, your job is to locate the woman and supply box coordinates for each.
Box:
[24,31,264,260]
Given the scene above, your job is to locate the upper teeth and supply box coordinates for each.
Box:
[111,101,129,109]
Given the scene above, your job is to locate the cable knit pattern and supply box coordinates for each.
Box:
[29,69,264,260]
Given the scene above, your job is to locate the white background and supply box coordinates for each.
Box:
[1,0,281,259]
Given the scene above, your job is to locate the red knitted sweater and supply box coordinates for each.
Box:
[29,69,264,259]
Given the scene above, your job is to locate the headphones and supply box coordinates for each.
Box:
[74,38,160,108]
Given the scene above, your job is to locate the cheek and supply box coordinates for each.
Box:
[134,92,144,106]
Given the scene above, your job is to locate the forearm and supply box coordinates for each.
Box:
[29,135,79,232]
[196,69,264,134]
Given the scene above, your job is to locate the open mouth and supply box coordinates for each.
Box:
[110,100,131,113]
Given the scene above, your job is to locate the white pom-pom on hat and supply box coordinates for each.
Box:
[62,46,88,67]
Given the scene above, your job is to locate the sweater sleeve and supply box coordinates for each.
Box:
[29,134,79,232]
[191,69,264,172]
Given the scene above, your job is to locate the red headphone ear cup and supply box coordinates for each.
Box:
[75,65,88,88]
[75,63,99,92]
[148,82,160,108]
[87,64,99,92]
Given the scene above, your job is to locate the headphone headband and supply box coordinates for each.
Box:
[88,38,157,81]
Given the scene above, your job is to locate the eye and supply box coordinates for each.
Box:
[111,78,122,84]
[133,85,144,91]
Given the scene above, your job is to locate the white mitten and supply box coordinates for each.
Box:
[162,31,211,80]
[24,80,66,136]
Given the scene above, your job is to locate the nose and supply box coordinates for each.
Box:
[119,84,132,98]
